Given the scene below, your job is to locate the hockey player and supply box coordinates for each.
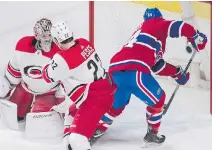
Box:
[41,20,116,150]
[0,18,65,129]
[98,8,208,146]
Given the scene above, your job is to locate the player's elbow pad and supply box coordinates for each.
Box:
[151,59,166,75]
[151,59,177,76]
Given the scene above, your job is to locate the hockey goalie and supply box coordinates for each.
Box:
[0,18,68,138]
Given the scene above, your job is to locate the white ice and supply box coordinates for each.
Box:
[0,1,211,150]
[0,81,211,150]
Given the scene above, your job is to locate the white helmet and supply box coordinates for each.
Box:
[51,20,73,43]
[33,18,53,52]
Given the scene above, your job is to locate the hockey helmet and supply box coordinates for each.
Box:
[51,20,73,44]
[33,18,53,52]
[143,8,163,21]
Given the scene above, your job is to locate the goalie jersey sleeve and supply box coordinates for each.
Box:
[5,40,23,87]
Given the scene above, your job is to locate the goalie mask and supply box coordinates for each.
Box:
[33,18,53,52]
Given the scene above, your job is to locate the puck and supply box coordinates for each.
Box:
[186,45,192,53]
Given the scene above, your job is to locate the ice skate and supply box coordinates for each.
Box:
[141,126,166,148]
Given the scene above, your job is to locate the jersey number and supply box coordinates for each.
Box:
[51,60,58,70]
[124,30,141,48]
[87,53,102,81]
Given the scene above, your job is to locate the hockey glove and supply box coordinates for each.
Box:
[188,31,207,51]
[171,66,190,85]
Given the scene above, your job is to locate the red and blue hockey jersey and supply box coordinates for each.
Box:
[109,18,197,76]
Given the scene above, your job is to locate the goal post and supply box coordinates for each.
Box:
[89,1,94,46]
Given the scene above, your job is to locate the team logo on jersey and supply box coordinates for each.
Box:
[24,65,43,79]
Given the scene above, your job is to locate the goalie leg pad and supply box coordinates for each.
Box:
[24,111,64,139]
[31,94,57,113]
[9,83,34,117]
[0,100,19,130]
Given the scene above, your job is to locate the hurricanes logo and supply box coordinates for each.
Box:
[24,66,42,79]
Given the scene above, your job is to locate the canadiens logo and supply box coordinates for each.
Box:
[24,66,42,79]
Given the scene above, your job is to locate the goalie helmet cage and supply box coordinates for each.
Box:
[88,1,212,114]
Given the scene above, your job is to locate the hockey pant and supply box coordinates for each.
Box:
[100,70,166,133]
[9,83,64,118]
[67,78,116,139]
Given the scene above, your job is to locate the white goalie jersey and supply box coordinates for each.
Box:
[5,36,62,94]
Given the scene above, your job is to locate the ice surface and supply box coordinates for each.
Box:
[0,81,211,150]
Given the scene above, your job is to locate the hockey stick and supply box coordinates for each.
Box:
[163,49,196,115]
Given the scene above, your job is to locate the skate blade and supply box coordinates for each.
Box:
[93,131,105,138]
[90,133,105,146]
[90,136,101,146]
[141,141,162,148]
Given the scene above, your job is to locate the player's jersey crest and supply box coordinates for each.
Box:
[24,65,43,79]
